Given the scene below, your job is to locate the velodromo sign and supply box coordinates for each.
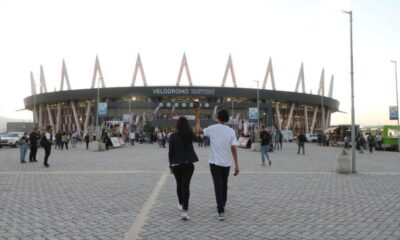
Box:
[152,88,216,95]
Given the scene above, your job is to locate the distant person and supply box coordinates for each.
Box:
[356,133,365,154]
[61,132,68,150]
[29,128,39,162]
[129,131,135,146]
[41,125,53,167]
[198,109,239,221]
[84,133,90,149]
[375,132,383,150]
[19,133,29,163]
[297,131,307,154]
[260,125,272,166]
[367,133,375,153]
[71,131,78,148]
[168,117,199,220]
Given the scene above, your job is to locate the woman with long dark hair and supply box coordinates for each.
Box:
[168,116,199,220]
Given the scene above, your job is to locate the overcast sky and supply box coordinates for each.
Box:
[0,0,399,126]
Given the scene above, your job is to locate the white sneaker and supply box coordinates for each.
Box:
[181,211,189,220]
[216,213,225,221]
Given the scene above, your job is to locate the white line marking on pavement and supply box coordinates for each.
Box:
[124,169,169,240]
[0,170,164,175]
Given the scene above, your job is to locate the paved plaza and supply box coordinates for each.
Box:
[0,141,400,240]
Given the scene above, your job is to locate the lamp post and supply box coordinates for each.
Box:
[320,86,325,132]
[33,87,37,124]
[129,96,136,125]
[343,10,356,173]
[391,60,400,152]
[253,80,260,129]
[95,76,102,140]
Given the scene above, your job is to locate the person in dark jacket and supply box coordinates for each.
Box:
[297,131,307,154]
[29,128,39,162]
[168,116,199,220]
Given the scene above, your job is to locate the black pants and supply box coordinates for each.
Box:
[85,140,89,149]
[210,163,230,214]
[172,163,194,211]
[44,147,51,165]
[29,146,38,161]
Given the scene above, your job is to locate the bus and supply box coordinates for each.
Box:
[361,125,400,151]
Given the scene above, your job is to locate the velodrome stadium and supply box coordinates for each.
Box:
[23,54,340,135]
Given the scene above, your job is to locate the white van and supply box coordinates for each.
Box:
[306,133,318,142]
[281,130,294,142]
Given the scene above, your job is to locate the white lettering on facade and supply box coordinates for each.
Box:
[152,88,215,95]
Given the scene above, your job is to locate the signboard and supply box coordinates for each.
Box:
[389,106,398,120]
[122,114,130,123]
[98,102,107,117]
[151,88,216,95]
[248,107,259,120]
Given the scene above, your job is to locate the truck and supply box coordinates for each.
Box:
[361,125,400,151]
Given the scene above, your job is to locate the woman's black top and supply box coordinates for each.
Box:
[168,133,199,165]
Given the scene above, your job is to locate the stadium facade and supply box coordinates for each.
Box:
[23,54,340,134]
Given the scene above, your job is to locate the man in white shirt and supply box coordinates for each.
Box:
[199,109,239,221]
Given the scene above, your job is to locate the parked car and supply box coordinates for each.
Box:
[306,133,318,142]
[0,132,24,148]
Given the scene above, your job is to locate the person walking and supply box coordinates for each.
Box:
[129,131,135,146]
[41,125,53,167]
[356,133,365,154]
[29,128,39,162]
[260,125,272,166]
[367,133,375,153]
[297,131,307,154]
[198,109,239,221]
[61,132,68,150]
[19,133,29,163]
[84,133,90,150]
[71,131,78,148]
[375,132,382,150]
[274,130,280,150]
[168,117,199,220]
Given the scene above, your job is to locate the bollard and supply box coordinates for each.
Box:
[336,149,352,174]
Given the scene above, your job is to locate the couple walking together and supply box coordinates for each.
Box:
[168,109,239,221]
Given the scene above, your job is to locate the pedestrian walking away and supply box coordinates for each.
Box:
[84,133,90,149]
[198,109,239,221]
[297,131,307,154]
[41,125,54,167]
[29,128,39,162]
[260,125,272,166]
[168,116,199,220]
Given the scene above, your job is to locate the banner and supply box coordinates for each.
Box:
[98,102,107,117]
[122,114,130,123]
[389,106,398,120]
[248,107,259,120]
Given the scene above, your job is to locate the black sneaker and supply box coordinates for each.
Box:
[44,163,50,168]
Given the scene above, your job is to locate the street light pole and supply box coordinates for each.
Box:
[253,80,260,129]
[391,60,400,152]
[95,76,101,139]
[343,10,356,173]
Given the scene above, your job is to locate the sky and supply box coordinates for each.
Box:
[0,0,399,127]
